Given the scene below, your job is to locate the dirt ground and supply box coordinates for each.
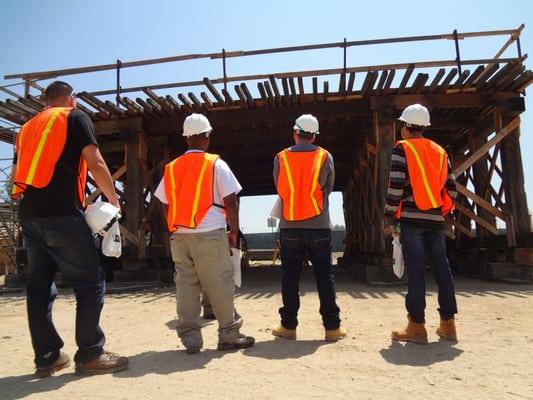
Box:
[1,267,532,400]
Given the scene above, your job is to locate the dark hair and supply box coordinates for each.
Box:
[401,121,425,134]
[294,130,315,140]
[45,81,74,103]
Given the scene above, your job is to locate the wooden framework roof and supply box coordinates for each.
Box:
[1,26,531,195]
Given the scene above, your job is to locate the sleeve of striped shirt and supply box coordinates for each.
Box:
[384,144,408,219]
[445,158,457,199]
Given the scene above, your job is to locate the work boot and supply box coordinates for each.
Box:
[217,334,255,351]
[75,351,129,375]
[436,318,458,341]
[272,325,297,340]
[325,326,347,341]
[35,352,71,378]
[391,316,428,344]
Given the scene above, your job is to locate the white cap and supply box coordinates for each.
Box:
[398,104,431,127]
[293,114,319,135]
[183,113,213,137]
[85,201,121,236]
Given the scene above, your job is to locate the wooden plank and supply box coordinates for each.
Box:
[463,65,485,86]
[221,88,234,104]
[104,100,125,116]
[338,73,346,94]
[454,202,498,235]
[410,73,429,94]
[346,72,356,94]
[177,93,193,112]
[360,71,376,97]
[455,182,505,219]
[438,68,458,93]
[146,98,166,116]
[297,76,305,104]
[384,69,395,90]
[200,92,213,109]
[135,97,154,114]
[453,116,520,175]
[203,77,224,104]
[288,77,298,104]
[119,97,143,114]
[312,77,318,102]
[78,92,111,118]
[263,81,277,106]
[398,64,414,94]
[87,164,127,203]
[188,92,204,110]
[234,85,249,109]
[257,82,269,104]
[281,78,290,105]
[165,95,182,112]
[453,70,471,87]
[5,99,37,117]
[448,215,473,238]
[269,76,282,106]
[375,70,388,94]
[240,83,254,107]
[323,81,329,101]
[475,63,500,89]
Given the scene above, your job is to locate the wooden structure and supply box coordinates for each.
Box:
[1,26,532,281]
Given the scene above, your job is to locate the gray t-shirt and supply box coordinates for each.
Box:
[273,143,334,229]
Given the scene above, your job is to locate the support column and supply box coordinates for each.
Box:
[500,122,530,233]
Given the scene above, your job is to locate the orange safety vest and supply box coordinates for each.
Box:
[394,138,454,219]
[11,107,88,207]
[163,152,221,231]
[276,146,328,221]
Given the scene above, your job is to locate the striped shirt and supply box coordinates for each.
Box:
[384,142,457,230]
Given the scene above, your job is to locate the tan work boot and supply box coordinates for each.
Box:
[272,325,297,340]
[75,351,129,375]
[391,316,428,344]
[436,318,458,341]
[35,351,71,378]
[325,327,347,341]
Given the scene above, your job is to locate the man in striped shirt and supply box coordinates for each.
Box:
[385,104,459,344]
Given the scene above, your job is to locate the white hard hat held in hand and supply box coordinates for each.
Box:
[85,201,121,236]
[182,113,213,137]
[293,114,319,135]
[398,104,431,127]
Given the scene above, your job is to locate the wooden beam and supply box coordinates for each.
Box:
[453,116,520,175]
[203,77,224,104]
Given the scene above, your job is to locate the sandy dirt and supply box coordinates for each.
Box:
[1,267,532,400]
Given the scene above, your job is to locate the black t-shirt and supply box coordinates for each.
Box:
[17,109,98,219]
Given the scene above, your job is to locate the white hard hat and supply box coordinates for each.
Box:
[85,201,121,236]
[293,114,319,135]
[183,113,213,137]
[398,104,431,127]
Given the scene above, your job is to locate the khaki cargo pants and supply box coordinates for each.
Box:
[170,229,242,349]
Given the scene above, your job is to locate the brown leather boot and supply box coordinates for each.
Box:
[35,352,71,378]
[436,318,458,341]
[75,351,129,375]
[391,316,428,344]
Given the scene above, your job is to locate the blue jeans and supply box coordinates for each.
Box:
[21,212,106,367]
[400,223,458,322]
[279,229,341,330]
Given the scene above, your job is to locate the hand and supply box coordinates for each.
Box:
[384,224,399,237]
[109,196,121,212]
[228,231,238,249]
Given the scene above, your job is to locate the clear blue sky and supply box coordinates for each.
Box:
[1,0,532,232]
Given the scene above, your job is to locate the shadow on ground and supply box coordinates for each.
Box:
[379,340,464,366]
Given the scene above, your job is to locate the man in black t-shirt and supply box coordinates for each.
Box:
[13,81,129,377]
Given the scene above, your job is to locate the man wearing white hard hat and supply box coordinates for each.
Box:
[154,113,254,353]
[271,114,346,341]
[385,104,458,344]
[11,81,128,376]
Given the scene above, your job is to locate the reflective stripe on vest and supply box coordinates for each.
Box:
[163,152,219,231]
[394,138,454,219]
[11,107,87,205]
[276,147,328,221]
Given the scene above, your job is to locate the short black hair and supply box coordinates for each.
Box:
[294,129,315,140]
[401,120,425,134]
[45,81,74,103]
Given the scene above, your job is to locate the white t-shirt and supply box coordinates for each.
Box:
[154,150,242,233]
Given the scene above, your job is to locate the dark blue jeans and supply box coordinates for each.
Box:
[279,229,341,330]
[400,223,458,322]
[21,212,106,367]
